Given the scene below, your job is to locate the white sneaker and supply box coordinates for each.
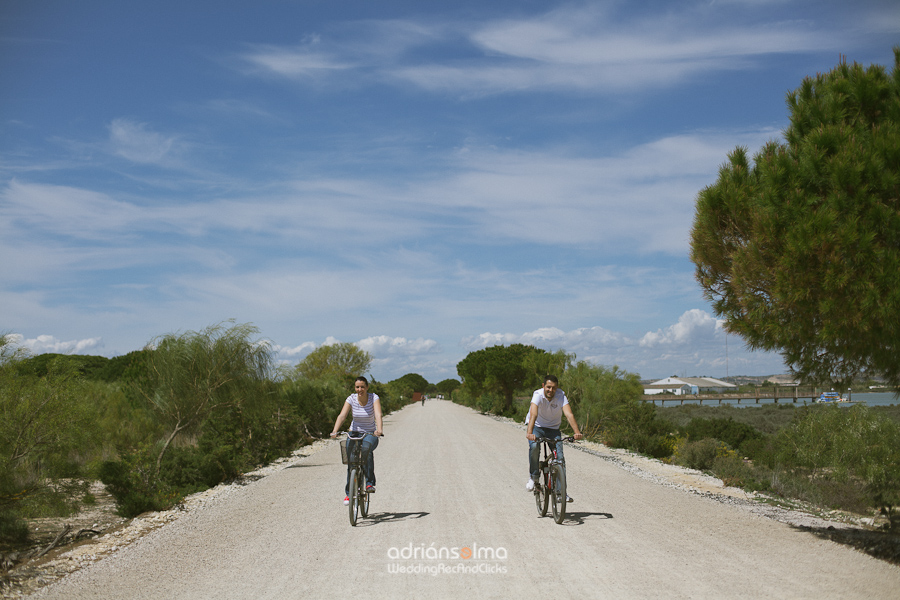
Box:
[566,495,574,503]
[525,478,535,492]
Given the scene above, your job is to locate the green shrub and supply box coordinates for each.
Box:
[740,435,776,463]
[0,472,30,550]
[710,453,757,488]
[684,417,763,449]
[601,400,675,459]
[660,403,798,435]
[98,451,174,518]
[673,438,721,471]
[0,510,29,551]
[279,377,345,437]
[772,404,900,524]
[0,359,103,538]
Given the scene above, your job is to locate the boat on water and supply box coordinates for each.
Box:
[817,391,843,403]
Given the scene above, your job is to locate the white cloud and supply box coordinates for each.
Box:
[459,310,786,378]
[2,124,777,282]
[640,309,722,347]
[108,119,178,164]
[16,334,104,355]
[239,5,856,96]
[273,341,317,358]
[240,46,353,77]
[413,129,776,253]
[1,179,142,240]
[272,335,440,375]
[462,325,633,355]
[5,307,787,382]
[470,7,829,66]
[357,335,440,356]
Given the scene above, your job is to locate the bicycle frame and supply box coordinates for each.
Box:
[342,432,372,526]
[533,436,573,524]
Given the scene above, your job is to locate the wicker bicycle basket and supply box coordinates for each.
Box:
[339,439,349,465]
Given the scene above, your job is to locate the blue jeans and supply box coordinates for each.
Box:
[345,433,378,495]
[529,426,565,480]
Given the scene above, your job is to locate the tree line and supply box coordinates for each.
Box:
[0,323,458,552]
[451,342,900,534]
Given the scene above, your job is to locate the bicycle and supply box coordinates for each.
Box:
[533,436,574,524]
[339,431,378,526]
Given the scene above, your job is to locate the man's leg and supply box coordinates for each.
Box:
[551,431,574,503]
[530,426,556,480]
[528,439,540,481]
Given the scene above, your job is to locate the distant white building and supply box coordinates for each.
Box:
[643,377,737,396]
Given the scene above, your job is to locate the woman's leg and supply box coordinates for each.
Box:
[344,437,360,495]
[361,433,379,487]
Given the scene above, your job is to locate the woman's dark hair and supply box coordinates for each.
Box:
[355,376,369,386]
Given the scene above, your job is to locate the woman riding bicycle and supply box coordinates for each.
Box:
[330,376,383,506]
[525,375,582,499]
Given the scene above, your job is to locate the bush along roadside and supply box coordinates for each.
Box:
[662,404,900,529]
[0,324,402,548]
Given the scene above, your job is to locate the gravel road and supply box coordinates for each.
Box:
[29,400,900,599]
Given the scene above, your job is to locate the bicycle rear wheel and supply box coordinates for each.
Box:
[549,464,567,524]
[348,468,360,526]
[534,471,549,517]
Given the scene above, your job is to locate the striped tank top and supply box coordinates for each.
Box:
[347,393,378,433]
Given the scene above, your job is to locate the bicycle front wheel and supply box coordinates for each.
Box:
[549,464,567,524]
[348,468,360,526]
[361,483,370,518]
[534,471,549,517]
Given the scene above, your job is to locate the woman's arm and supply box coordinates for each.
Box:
[330,400,351,437]
[374,396,384,436]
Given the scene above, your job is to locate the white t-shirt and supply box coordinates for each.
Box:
[530,388,568,429]
[347,393,378,433]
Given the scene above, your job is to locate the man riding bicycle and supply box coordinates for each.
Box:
[525,375,583,500]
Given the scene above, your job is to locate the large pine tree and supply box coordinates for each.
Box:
[691,48,900,388]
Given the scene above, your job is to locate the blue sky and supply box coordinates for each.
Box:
[2,1,898,383]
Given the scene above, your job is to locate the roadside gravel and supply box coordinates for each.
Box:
[3,441,331,599]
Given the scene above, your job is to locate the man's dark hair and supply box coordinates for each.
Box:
[544,375,559,384]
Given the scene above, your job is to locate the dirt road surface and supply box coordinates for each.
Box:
[29,400,900,599]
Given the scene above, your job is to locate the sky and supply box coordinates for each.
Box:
[2,1,898,384]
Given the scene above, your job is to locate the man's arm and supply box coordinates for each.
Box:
[525,403,538,440]
[562,404,583,440]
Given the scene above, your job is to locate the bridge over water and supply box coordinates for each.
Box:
[642,386,856,406]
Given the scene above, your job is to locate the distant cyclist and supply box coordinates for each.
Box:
[330,376,383,506]
[525,375,583,500]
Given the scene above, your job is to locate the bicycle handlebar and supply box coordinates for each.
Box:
[534,436,576,444]
[334,431,384,439]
